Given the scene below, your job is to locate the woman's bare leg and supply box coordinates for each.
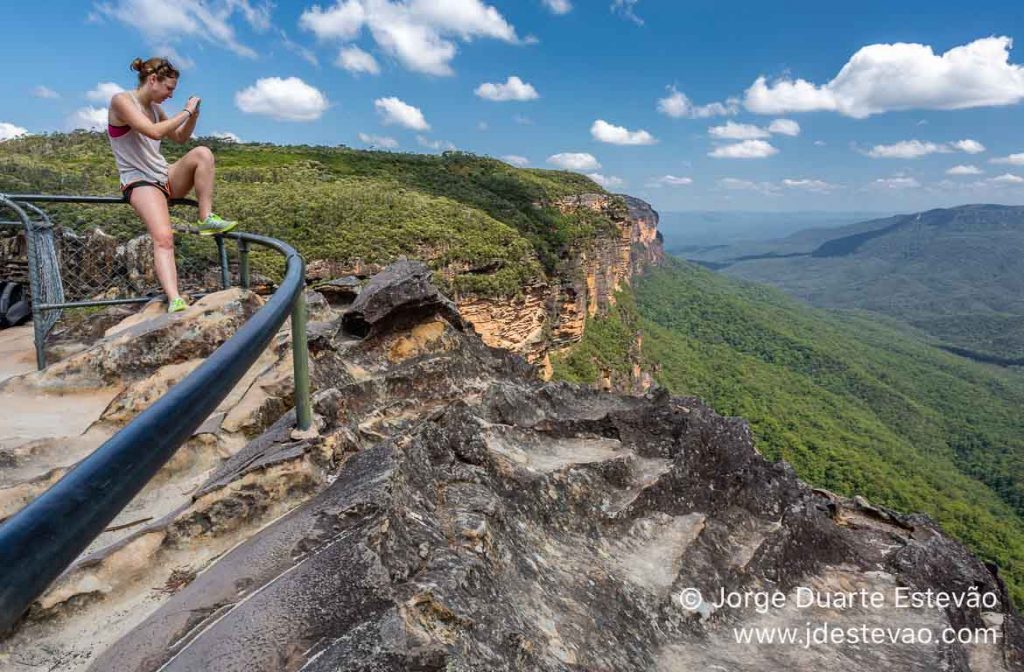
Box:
[129,186,180,301]
[168,146,216,220]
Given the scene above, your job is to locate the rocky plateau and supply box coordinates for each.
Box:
[0,259,1020,671]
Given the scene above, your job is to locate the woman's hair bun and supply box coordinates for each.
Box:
[130,57,179,84]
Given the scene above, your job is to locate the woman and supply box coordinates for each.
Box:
[108,57,237,313]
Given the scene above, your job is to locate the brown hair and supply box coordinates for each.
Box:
[130,57,180,85]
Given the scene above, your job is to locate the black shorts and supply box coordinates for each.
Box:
[121,178,173,203]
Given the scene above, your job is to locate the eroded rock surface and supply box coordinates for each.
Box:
[2,262,1022,671]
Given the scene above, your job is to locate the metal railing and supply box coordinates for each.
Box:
[0,194,312,633]
[1,194,242,369]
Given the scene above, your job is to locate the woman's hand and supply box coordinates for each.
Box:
[185,97,201,116]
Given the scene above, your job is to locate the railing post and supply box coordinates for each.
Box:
[239,239,250,289]
[216,236,230,289]
[290,284,312,432]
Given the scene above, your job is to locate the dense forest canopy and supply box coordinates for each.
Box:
[0,132,619,297]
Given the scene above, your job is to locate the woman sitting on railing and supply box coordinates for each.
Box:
[108,56,237,313]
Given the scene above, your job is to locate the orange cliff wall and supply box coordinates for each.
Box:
[301,193,663,381]
[456,193,664,379]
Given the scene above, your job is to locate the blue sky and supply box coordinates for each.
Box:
[2,0,1024,212]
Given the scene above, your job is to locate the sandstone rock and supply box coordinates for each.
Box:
[0,232,28,285]
[303,289,333,322]
[313,276,361,307]
[456,282,547,355]
[25,288,264,390]
[307,258,383,282]
[89,372,1024,671]
[458,194,663,385]
[78,228,118,295]
[341,258,464,338]
[6,261,1020,672]
[118,234,157,292]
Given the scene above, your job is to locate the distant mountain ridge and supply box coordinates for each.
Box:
[683,204,1024,362]
[658,210,885,249]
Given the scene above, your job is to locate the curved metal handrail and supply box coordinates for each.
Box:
[0,195,311,633]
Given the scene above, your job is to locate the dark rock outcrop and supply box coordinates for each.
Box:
[341,258,465,338]
[81,261,1023,671]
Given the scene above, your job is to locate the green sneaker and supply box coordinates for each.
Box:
[167,296,188,313]
[197,213,237,236]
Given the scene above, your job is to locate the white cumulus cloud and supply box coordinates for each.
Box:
[648,175,693,187]
[990,173,1024,184]
[782,178,837,192]
[337,45,381,74]
[657,85,738,118]
[866,140,949,159]
[300,0,365,40]
[708,121,770,140]
[152,44,196,70]
[501,155,529,167]
[86,82,125,103]
[719,178,757,190]
[375,96,430,130]
[708,139,778,159]
[946,165,983,175]
[872,176,921,189]
[591,119,656,145]
[358,132,399,148]
[768,118,801,136]
[417,135,456,151]
[300,0,521,76]
[951,139,986,154]
[587,173,624,188]
[744,37,1024,118]
[235,77,329,121]
[991,153,1024,165]
[547,152,601,170]
[718,177,780,195]
[475,76,539,102]
[32,86,59,100]
[92,0,267,59]
[709,119,799,140]
[0,122,29,141]
[66,106,108,131]
[865,139,987,159]
[541,0,571,14]
[211,131,241,142]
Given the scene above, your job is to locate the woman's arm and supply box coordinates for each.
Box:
[110,92,194,141]
[162,100,199,143]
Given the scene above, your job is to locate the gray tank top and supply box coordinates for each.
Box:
[108,91,169,186]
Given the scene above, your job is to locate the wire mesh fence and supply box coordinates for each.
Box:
[1,196,281,367]
[56,220,226,303]
[2,204,227,302]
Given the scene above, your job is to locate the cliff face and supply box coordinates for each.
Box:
[297,191,663,383]
[6,261,1019,672]
[457,193,664,379]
